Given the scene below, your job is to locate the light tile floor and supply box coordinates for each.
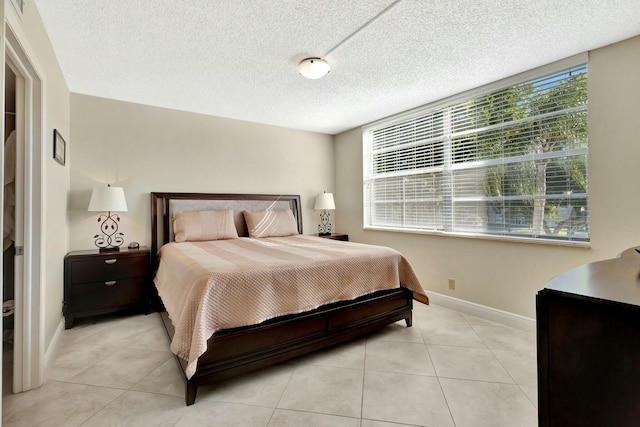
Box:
[2,303,538,426]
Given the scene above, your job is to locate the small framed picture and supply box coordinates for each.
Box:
[53,129,66,166]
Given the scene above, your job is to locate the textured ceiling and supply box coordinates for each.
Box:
[34,0,640,135]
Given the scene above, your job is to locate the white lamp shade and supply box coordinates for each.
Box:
[88,186,128,212]
[298,58,330,79]
[314,192,335,210]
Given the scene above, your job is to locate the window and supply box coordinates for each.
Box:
[363,61,588,244]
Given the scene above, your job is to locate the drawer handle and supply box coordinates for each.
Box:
[104,259,117,265]
[104,281,117,286]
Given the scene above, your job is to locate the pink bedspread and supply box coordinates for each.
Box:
[154,235,426,378]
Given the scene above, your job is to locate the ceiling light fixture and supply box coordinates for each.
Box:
[298,58,331,80]
[296,1,403,80]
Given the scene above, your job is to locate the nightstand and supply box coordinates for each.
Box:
[315,233,349,241]
[63,247,150,329]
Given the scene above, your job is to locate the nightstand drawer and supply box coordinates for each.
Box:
[70,255,147,283]
[69,277,146,311]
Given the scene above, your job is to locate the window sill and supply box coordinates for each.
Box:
[363,226,591,248]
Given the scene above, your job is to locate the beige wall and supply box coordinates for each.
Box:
[69,95,334,250]
[335,35,640,319]
[7,3,71,350]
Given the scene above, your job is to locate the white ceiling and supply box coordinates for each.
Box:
[34,0,640,135]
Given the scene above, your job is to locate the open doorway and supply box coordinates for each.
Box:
[2,62,16,396]
[2,23,45,395]
[2,62,17,395]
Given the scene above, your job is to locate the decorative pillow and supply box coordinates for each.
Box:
[243,209,299,238]
[173,210,238,242]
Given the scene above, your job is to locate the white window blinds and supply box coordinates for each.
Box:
[363,63,588,243]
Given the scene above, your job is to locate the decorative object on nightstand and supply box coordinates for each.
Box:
[314,192,335,236]
[88,184,128,252]
[63,247,150,329]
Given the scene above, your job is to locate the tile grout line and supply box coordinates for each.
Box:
[424,341,458,427]
[269,362,298,422]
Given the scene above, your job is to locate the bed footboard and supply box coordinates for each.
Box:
[160,287,413,406]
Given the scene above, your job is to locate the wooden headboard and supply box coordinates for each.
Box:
[150,192,302,267]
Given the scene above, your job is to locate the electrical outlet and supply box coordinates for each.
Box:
[448,278,455,290]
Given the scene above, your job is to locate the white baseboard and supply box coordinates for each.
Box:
[43,318,65,381]
[427,291,536,333]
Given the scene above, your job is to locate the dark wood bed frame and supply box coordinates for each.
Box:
[150,192,415,406]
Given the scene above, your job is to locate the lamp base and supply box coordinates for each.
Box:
[318,210,333,235]
[94,210,125,252]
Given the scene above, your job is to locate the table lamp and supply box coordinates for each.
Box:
[88,184,128,252]
[314,192,335,236]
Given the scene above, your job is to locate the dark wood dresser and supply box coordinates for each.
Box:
[537,247,640,427]
[63,247,150,329]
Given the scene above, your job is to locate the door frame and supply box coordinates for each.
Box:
[4,18,45,393]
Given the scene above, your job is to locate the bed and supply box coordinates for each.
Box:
[150,192,428,405]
